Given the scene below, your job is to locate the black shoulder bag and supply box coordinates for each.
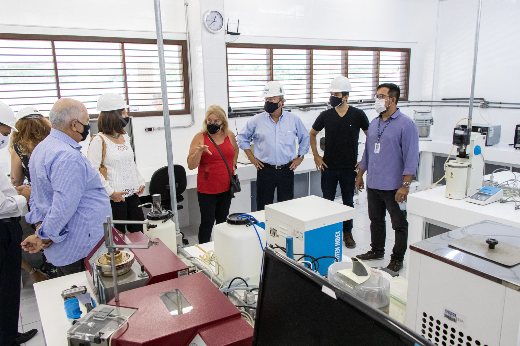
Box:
[206,134,241,198]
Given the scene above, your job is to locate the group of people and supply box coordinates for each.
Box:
[0,75,418,345]
[0,94,146,346]
[189,77,419,274]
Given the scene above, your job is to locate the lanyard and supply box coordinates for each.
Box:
[377,117,393,143]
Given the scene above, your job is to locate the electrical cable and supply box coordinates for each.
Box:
[311,256,339,272]
[299,260,313,270]
[228,277,249,289]
[237,214,265,250]
[108,316,129,346]
[235,306,256,309]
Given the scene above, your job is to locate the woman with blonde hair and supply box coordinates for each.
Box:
[187,105,239,243]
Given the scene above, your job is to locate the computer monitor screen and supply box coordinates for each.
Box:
[252,248,432,346]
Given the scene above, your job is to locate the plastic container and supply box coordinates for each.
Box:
[389,277,408,324]
[213,213,267,285]
[328,261,355,293]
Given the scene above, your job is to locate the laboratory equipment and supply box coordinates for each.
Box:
[143,194,178,254]
[84,218,188,304]
[406,220,520,346]
[389,277,408,325]
[514,124,520,149]
[466,186,503,205]
[329,258,390,313]
[67,304,137,346]
[265,195,355,275]
[252,247,432,345]
[213,211,266,284]
[414,110,434,140]
[104,273,253,345]
[462,123,501,146]
[445,127,485,199]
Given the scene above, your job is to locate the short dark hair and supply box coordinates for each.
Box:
[98,110,126,135]
[377,83,400,104]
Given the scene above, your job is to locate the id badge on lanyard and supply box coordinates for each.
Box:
[374,142,380,154]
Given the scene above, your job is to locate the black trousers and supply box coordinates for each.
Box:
[197,191,232,244]
[0,221,23,346]
[256,166,294,211]
[367,188,408,261]
[321,169,357,233]
[110,194,145,233]
[57,258,86,277]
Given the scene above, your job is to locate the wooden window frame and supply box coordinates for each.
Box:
[226,43,411,110]
[0,33,190,118]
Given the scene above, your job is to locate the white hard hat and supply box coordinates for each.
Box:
[16,107,43,121]
[0,102,17,131]
[96,93,128,112]
[327,76,352,93]
[262,81,285,98]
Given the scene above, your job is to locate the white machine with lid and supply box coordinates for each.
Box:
[142,194,178,254]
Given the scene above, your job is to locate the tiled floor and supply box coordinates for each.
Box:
[18,199,406,346]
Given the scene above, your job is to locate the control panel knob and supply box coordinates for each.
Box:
[486,238,498,249]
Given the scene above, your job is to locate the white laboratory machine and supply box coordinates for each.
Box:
[445,127,486,200]
[466,186,503,205]
[406,220,520,346]
[414,110,434,140]
[265,195,356,275]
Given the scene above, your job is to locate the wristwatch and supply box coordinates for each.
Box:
[402,182,411,188]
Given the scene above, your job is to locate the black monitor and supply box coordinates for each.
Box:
[252,247,433,346]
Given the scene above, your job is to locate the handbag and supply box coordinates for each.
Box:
[90,135,108,180]
[207,133,241,198]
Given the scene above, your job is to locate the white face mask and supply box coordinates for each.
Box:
[374,98,388,114]
[0,134,9,150]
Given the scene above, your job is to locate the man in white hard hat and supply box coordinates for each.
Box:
[21,98,112,277]
[237,81,310,211]
[309,76,369,249]
[0,101,39,346]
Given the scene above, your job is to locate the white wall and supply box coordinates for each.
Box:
[429,0,520,148]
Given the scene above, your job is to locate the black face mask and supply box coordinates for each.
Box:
[115,110,129,128]
[329,95,343,108]
[76,120,90,142]
[264,101,281,114]
[207,123,221,135]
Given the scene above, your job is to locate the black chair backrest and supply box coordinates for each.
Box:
[149,165,187,202]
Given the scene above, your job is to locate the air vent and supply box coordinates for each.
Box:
[421,312,487,346]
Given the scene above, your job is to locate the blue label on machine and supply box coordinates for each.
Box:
[257,222,265,229]
[304,222,343,275]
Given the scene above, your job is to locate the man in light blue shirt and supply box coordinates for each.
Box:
[21,98,112,276]
[237,81,310,210]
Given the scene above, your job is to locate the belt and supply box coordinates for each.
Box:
[0,216,21,223]
[262,162,291,170]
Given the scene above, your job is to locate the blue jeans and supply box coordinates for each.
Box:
[321,169,357,233]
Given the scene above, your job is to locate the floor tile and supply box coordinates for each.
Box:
[22,320,45,346]
[19,296,40,325]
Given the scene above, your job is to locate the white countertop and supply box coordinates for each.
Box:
[407,185,520,229]
[34,272,97,346]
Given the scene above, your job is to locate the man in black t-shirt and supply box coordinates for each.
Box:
[309,76,369,248]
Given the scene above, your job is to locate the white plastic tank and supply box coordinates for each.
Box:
[143,194,177,254]
[445,160,470,199]
[213,212,266,286]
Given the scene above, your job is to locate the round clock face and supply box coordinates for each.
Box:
[204,10,224,33]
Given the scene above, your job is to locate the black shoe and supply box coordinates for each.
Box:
[355,250,384,261]
[16,329,38,344]
[344,232,356,249]
[386,259,404,272]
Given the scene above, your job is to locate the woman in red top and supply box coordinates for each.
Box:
[187,105,239,243]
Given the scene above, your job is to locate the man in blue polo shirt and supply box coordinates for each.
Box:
[237,81,310,211]
[355,83,419,272]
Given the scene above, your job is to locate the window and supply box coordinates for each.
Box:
[226,44,410,110]
[0,34,189,116]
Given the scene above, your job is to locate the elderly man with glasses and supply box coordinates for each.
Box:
[355,83,419,273]
[21,98,111,277]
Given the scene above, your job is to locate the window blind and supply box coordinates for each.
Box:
[312,50,344,103]
[273,49,310,105]
[379,51,409,99]
[347,50,378,101]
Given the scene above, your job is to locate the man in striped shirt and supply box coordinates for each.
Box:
[21,98,111,276]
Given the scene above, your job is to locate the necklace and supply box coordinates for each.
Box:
[107,133,120,139]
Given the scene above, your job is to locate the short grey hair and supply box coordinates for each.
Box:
[49,105,84,129]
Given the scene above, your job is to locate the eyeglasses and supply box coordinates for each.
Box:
[374,94,390,100]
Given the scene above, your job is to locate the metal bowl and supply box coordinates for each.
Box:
[95,250,135,277]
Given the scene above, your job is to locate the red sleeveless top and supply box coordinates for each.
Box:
[197,133,234,194]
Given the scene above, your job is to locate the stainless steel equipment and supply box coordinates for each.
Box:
[414,110,433,139]
[406,220,520,346]
[67,304,137,346]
